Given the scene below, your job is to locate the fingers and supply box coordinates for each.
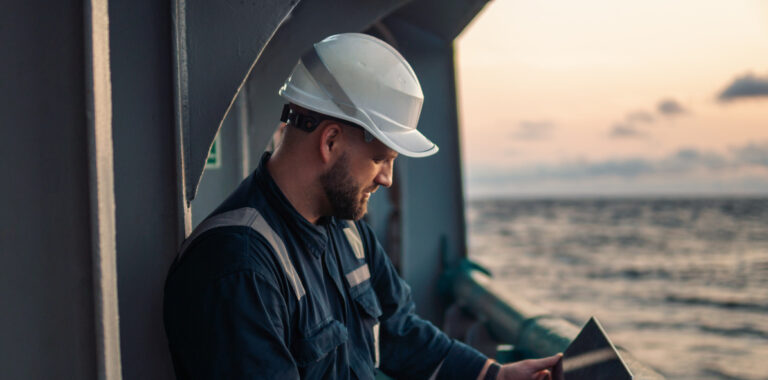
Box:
[534,369,551,380]
[525,353,563,371]
[499,354,564,380]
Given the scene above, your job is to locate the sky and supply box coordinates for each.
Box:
[455,0,768,198]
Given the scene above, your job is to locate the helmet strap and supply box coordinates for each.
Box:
[280,104,321,133]
[280,103,374,142]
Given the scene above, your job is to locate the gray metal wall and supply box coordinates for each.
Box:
[109,0,178,378]
[0,0,119,378]
[0,2,95,377]
[191,93,251,226]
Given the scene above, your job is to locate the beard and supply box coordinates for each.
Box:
[320,152,370,220]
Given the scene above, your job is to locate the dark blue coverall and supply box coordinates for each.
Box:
[164,153,488,379]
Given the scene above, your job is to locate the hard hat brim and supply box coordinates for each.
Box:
[374,128,439,158]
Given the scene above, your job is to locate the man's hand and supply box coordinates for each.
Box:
[497,353,563,380]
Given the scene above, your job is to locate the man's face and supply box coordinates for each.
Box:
[320,127,397,220]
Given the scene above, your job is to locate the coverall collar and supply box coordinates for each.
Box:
[252,152,343,258]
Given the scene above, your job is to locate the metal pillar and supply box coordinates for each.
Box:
[0,0,120,378]
[383,17,469,324]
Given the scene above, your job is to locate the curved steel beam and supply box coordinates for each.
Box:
[172,0,299,202]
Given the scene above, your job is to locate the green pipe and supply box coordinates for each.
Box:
[450,266,577,357]
[443,260,665,379]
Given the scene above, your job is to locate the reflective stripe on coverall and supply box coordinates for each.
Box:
[163,152,488,380]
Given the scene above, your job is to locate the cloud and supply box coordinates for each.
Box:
[664,148,729,171]
[607,100,686,141]
[608,101,684,139]
[608,123,643,138]
[466,175,768,199]
[469,141,768,185]
[732,142,768,166]
[657,98,687,115]
[625,111,655,124]
[512,121,555,140]
[718,73,768,102]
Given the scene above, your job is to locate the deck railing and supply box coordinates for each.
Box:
[441,259,666,379]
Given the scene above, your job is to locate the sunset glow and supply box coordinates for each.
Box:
[456,0,768,197]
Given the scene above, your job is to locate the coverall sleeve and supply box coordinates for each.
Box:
[359,222,488,380]
[166,269,299,379]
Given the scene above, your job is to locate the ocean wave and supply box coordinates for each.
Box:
[586,267,673,280]
[664,294,768,313]
[747,231,768,241]
[469,197,768,380]
[702,367,753,380]
[632,321,768,340]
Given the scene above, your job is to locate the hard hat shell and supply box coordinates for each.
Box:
[279,33,438,157]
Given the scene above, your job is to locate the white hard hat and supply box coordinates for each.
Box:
[278,33,438,158]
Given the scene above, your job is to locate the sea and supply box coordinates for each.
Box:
[466,197,768,380]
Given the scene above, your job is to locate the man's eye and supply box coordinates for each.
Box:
[373,158,383,164]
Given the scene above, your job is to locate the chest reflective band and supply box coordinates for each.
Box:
[344,220,366,260]
[344,220,379,368]
[177,207,306,300]
[178,214,379,366]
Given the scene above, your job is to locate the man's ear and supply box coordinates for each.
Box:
[319,122,342,164]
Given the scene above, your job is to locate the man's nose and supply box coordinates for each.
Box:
[375,162,393,188]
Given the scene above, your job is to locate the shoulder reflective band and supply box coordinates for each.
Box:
[344,220,365,260]
[301,47,358,117]
[177,207,306,300]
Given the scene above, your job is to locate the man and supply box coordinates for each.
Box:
[164,33,561,379]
